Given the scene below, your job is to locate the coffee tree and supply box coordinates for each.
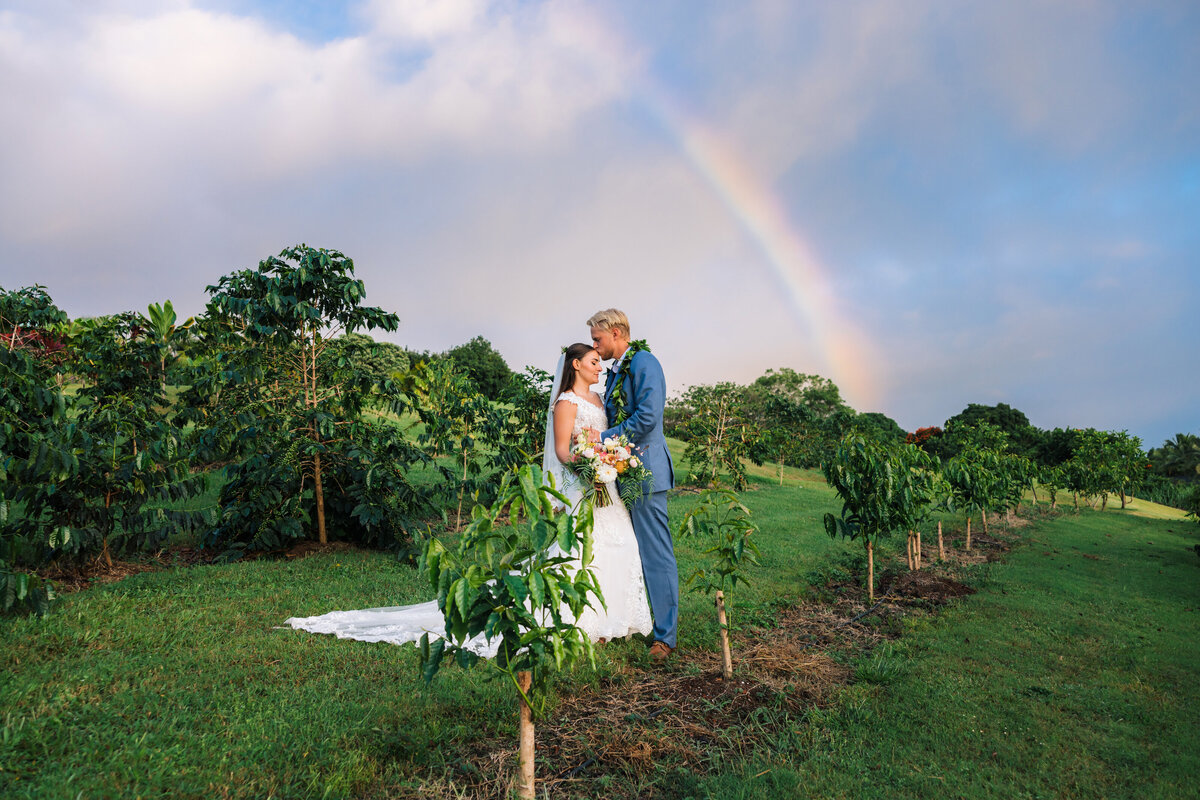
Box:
[195,245,430,555]
[823,433,932,602]
[0,286,69,613]
[418,466,602,800]
[672,382,759,489]
[677,489,760,679]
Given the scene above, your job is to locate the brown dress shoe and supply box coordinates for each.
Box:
[648,641,674,662]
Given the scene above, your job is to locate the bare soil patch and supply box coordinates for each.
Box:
[41,545,215,593]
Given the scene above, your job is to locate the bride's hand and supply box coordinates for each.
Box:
[584,427,601,443]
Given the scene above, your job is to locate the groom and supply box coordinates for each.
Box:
[587,309,678,662]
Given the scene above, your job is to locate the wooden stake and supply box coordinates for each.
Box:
[517,671,535,800]
[906,532,914,571]
[715,591,733,680]
[937,521,945,561]
[868,540,875,602]
[916,530,922,570]
[966,516,972,551]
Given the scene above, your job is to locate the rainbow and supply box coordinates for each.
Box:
[638,84,879,408]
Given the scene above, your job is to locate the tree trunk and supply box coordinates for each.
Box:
[981,510,990,535]
[1101,493,1108,511]
[916,530,922,570]
[716,591,733,680]
[777,459,784,486]
[102,491,114,567]
[1031,483,1040,505]
[966,516,972,551]
[906,532,914,570]
[314,450,327,545]
[937,521,945,561]
[1120,489,1127,509]
[868,540,875,602]
[517,671,535,800]
[1074,493,1079,512]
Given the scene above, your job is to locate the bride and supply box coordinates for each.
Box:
[285,343,653,654]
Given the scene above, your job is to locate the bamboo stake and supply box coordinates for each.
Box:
[716,591,733,680]
[517,671,535,800]
[937,521,945,561]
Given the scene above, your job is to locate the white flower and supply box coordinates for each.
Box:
[614,446,630,460]
[582,448,596,459]
[597,464,618,484]
[629,457,640,468]
[604,437,617,447]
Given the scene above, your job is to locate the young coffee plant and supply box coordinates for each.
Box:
[418,465,603,800]
[677,489,760,679]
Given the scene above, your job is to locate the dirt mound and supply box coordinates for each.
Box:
[884,570,976,603]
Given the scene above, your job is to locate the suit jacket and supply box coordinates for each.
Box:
[602,348,675,492]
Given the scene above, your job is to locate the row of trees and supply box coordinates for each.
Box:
[820,419,1175,600]
[665,369,906,490]
[1,246,550,615]
[668,373,1198,520]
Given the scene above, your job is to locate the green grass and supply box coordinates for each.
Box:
[2,459,1198,799]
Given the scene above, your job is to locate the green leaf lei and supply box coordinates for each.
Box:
[608,339,649,426]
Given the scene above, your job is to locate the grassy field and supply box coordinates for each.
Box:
[1,458,1197,799]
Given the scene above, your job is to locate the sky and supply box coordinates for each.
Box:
[1,0,1197,448]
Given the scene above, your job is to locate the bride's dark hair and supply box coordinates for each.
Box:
[558,343,596,396]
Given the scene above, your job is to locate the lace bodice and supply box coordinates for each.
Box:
[555,391,608,435]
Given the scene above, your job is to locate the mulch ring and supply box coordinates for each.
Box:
[423,570,990,799]
[431,596,913,800]
[880,570,976,604]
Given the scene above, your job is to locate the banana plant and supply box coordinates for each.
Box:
[143,300,195,392]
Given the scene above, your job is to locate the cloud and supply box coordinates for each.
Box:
[0,0,639,244]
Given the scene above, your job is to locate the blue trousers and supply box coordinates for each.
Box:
[630,489,678,648]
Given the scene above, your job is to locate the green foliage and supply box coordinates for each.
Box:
[747,394,815,479]
[750,368,848,418]
[1148,432,1200,479]
[142,299,195,389]
[1062,429,1142,510]
[322,332,409,385]
[945,444,1004,524]
[677,489,761,627]
[671,382,759,489]
[822,432,937,545]
[853,411,906,442]
[490,366,553,472]
[417,466,602,709]
[196,245,427,554]
[443,335,513,397]
[942,402,1040,458]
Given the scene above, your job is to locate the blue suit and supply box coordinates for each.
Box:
[602,349,678,648]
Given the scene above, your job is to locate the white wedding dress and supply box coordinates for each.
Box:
[285,389,653,655]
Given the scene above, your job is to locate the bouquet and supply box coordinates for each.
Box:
[570,432,654,508]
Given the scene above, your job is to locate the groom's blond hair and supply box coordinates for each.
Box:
[586,308,630,338]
